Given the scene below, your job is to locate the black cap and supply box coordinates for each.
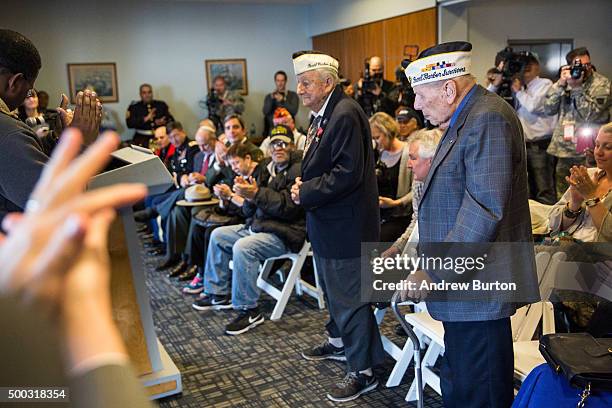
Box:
[418,41,472,59]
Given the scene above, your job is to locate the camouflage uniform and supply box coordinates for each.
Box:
[544,71,611,198]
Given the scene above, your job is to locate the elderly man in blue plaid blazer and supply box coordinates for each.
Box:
[405,42,537,407]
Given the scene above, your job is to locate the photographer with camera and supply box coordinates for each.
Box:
[355,56,397,117]
[544,47,611,198]
[509,54,557,204]
[205,75,245,131]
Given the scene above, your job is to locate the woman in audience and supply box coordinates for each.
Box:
[549,122,612,242]
[369,112,413,242]
[0,129,151,408]
[18,88,62,143]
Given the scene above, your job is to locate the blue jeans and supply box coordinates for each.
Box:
[203,224,287,309]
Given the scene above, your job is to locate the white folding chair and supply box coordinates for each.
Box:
[256,241,324,320]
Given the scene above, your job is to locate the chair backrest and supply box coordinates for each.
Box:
[550,258,612,303]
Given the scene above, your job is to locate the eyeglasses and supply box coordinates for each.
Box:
[270,141,288,150]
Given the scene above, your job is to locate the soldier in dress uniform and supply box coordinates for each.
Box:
[126,83,174,147]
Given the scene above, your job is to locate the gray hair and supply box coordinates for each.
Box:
[316,68,340,86]
[410,128,443,159]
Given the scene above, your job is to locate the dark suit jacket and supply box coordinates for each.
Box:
[418,85,538,322]
[300,85,379,259]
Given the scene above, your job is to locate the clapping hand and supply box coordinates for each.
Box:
[233,176,258,200]
[61,90,103,145]
[566,165,597,200]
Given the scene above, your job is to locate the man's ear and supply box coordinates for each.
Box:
[443,80,458,105]
[7,73,25,93]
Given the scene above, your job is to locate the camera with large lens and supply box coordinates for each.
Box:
[570,58,585,80]
[360,60,381,116]
[494,47,531,105]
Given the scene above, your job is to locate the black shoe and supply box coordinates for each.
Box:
[155,256,180,272]
[147,247,166,257]
[136,224,150,234]
[225,308,264,335]
[301,340,346,362]
[192,294,232,311]
[134,208,158,223]
[168,260,188,278]
[394,323,407,337]
[327,372,378,402]
[178,265,198,281]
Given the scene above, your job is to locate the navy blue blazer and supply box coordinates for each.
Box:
[418,85,538,322]
[300,85,380,259]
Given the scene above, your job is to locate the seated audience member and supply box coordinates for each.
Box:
[262,70,299,136]
[222,114,263,161]
[135,121,199,262]
[0,29,101,226]
[369,112,413,242]
[0,128,150,408]
[383,129,443,257]
[192,134,304,334]
[549,122,612,242]
[153,126,175,170]
[163,125,234,279]
[259,107,306,155]
[395,106,423,142]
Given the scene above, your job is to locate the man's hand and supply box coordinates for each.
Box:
[381,246,400,259]
[379,196,399,209]
[558,66,571,87]
[56,93,73,129]
[188,172,205,185]
[291,177,302,204]
[69,90,103,145]
[154,116,167,127]
[400,269,431,303]
[273,91,284,102]
[180,174,190,188]
[144,107,157,123]
[213,183,233,201]
[233,177,258,201]
[511,78,523,93]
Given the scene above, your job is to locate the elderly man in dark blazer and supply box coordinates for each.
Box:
[404,42,538,407]
[290,51,384,403]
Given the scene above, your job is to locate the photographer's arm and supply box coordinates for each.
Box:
[515,80,552,114]
[542,82,565,116]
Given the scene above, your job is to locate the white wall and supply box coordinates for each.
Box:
[458,0,612,84]
[308,0,436,36]
[1,0,311,140]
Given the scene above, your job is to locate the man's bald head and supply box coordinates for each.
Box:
[369,56,384,77]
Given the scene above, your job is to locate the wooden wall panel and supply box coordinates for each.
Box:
[312,30,346,75]
[383,8,438,81]
[343,21,384,85]
[312,7,437,85]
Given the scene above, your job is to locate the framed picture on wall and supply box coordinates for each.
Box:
[205,58,248,95]
[67,62,119,103]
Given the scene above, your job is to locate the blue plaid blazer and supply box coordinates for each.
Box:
[418,85,537,322]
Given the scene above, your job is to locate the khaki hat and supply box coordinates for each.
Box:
[176,185,219,207]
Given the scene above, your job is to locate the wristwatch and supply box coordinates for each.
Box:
[585,197,601,207]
